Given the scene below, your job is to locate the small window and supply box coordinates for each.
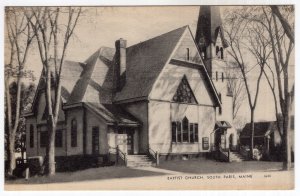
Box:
[40,131,48,148]
[71,118,77,147]
[222,72,224,82]
[30,125,34,148]
[177,122,182,143]
[186,48,190,61]
[172,122,177,142]
[55,129,63,147]
[194,124,199,142]
[219,106,222,115]
[216,71,218,81]
[216,46,219,56]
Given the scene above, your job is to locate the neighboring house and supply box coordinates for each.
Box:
[240,118,294,161]
[24,6,237,166]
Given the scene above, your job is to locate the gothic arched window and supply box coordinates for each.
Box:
[220,47,224,59]
[182,117,189,142]
[216,46,219,56]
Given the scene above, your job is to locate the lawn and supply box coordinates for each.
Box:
[6,159,293,185]
[158,159,293,174]
[6,166,167,184]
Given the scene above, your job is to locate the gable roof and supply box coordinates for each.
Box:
[240,121,277,138]
[114,26,188,102]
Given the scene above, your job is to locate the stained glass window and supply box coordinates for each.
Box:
[173,76,197,104]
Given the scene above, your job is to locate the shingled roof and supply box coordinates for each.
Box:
[114,26,188,102]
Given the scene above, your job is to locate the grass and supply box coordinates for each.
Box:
[6,159,293,185]
[158,159,293,174]
[5,166,166,184]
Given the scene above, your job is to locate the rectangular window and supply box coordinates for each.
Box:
[194,123,199,142]
[55,129,63,147]
[189,124,194,143]
[40,131,48,148]
[216,71,218,81]
[171,122,177,142]
[30,125,34,148]
[177,122,182,143]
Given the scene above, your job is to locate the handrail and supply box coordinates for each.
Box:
[148,147,159,166]
[108,145,127,166]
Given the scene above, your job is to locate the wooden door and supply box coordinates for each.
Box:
[127,133,133,155]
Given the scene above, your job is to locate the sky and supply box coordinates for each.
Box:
[8,6,293,123]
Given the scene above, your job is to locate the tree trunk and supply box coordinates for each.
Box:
[282,95,292,170]
[250,109,255,159]
[46,119,56,176]
[8,128,16,175]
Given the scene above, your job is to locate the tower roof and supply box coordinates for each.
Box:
[195,6,228,48]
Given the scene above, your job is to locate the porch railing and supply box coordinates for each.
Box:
[108,145,127,166]
[219,148,231,162]
[148,147,159,166]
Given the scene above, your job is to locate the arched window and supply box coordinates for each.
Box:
[171,117,199,143]
[30,125,34,148]
[182,117,189,142]
[220,47,224,59]
[216,46,219,56]
[71,118,77,147]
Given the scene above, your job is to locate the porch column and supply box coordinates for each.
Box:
[133,128,139,154]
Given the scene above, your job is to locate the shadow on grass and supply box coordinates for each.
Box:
[5,166,167,185]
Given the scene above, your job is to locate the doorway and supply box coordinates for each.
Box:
[215,129,226,150]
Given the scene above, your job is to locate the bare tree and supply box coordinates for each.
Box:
[25,7,81,176]
[270,5,294,44]
[226,61,246,120]
[5,8,35,175]
[263,6,294,170]
[242,6,294,170]
[223,8,266,159]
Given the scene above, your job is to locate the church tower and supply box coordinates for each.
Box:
[195,6,236,149]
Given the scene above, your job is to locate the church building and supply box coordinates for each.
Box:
[24,6,238,167]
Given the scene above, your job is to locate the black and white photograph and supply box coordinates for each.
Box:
[3,2,296,190]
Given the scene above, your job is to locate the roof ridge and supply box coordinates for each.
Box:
[127,25,188,49]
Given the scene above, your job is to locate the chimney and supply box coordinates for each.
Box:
[114,38,127,91]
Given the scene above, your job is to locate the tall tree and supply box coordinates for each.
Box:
[25,7,81,176]
[240,5,294,170]
[223,8,267,159]
[5,8,35,175]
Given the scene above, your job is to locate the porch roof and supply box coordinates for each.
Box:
[215,121,232,129]
[84,102,140,127]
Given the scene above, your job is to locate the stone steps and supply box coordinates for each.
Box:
[126,154,153,167]
[229,152,247,162]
